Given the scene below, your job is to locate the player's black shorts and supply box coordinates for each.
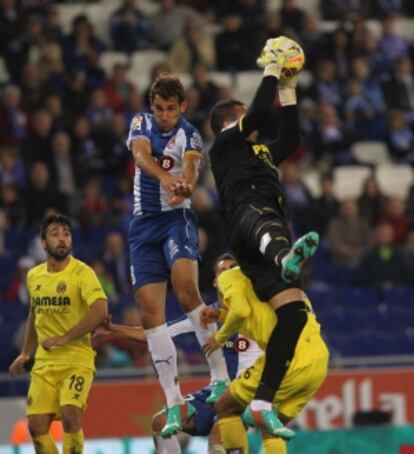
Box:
[226,200,303,301]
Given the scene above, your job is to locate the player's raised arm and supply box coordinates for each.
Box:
[238,36,301,138]
[9,307,37,377]
[268,75,301,165]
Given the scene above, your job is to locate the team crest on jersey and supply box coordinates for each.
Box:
[166,137,176,150]
[56,281,67,294]
[132,115,143,131]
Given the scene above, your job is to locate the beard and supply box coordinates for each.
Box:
[46,243,71,261]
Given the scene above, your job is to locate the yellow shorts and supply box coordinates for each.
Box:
[230,320,329,420]
[26,365,94,417]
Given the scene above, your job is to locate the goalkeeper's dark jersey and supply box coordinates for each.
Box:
[209,76,301,222]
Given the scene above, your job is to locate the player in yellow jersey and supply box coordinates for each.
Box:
[200,266,329,453]
[9,214,108,454]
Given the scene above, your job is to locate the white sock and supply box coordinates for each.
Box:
[145,324,184,407]
[250,399,273,412]
[156,435,180,453]
[186,304,229,382]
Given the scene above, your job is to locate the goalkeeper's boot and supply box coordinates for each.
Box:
[281,231,319,284]
[257,35,299,68]
[206,379,229,405]
[160,401,197,438]
[242,406,295,440]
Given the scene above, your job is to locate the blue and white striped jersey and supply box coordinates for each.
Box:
[126,113,203,216]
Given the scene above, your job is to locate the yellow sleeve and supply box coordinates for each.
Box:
[79,265,108,307]
[215,270,251,345]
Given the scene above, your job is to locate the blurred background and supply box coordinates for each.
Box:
[1,0,414,452]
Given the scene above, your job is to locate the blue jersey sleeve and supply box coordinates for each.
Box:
[126,113,151,149]
[183,123,203,157]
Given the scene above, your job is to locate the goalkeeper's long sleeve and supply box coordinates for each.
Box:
[268,105,301,165]
[238,76,278,138]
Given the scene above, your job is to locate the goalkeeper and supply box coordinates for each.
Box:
[207,36,319,437]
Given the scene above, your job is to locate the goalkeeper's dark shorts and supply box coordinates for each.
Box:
[226,200,303,301]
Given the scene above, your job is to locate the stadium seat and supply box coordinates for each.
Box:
[333,166,372,200]
[233,71,262,104]
[301,169,321,197]
[297,70,314,89]
[351,141,390,166]
[100,51,130,76]
[375,164,414,198]
[209,71,234,89]
[130,50,168,76]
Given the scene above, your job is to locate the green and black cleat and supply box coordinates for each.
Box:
[281,231,319,283]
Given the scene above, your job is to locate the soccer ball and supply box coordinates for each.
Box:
[280,43,305,80]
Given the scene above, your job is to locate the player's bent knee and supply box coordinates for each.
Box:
[60,406,82,433]
[28,415,50,437]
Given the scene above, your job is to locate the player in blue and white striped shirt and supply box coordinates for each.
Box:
[126,74,229,437]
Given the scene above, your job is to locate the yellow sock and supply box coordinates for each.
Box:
[218,416,248,453]
[32,433,59,454]
[263,437,287,454]
[63,430,84,454]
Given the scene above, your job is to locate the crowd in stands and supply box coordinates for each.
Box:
[1,0,414,374]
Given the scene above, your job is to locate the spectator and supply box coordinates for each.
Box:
[25,161,67,226]
[386,109,414,163]
[142,61,171,110]
[0,147,26,189]
[78,178,109,229]
[86,88,113,132]
[152,0,199,50]
[281,163,314,234]
[110,0,152,53]
[0,85,28,147]
[380,196,411,244]
[43,92,65,131]
[358,175,387,227]
[353,223,406,288]
[191,62,221,112]
[278,0,305,34]
[327,198,371,266]
[383,57,414,112]
[311,171,339,234]
[377,15,408,64]
[90,258,119,304]
[2,183,25,228]
[50,131,77,214]
[102,63,139,112]
[215,13,257,71]
[168,16,216,73]
[20,109,54,170]
[402,227,414,283]
[314,103,352,165]
[61,14,105,73]
[71,115,105,183]
[102,231,130,296]
[5,256,34,304]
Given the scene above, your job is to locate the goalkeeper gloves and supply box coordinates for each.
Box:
[257,36,299,79]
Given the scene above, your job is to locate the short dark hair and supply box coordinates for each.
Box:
[213,253,237,273]
[209,99,244,135]
[150,74,185,104]
[40,214,72,239]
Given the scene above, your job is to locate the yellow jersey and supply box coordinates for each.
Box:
[216,267,321,355]
[27,256,107,371]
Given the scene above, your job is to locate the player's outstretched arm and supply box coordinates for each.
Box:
[9,307,37,377]
[42,299,108,351]
[269,76,301,165]
[238,36,300,138]
[131,138,184,193]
